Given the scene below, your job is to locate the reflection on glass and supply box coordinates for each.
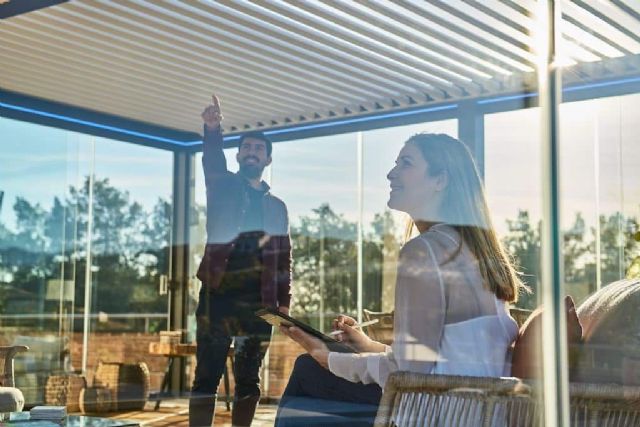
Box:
[485,108,542,310]
[362,120,458,314]
[0,117,173,405]
[275,132,524,427]
[558,93,640,397]
[271,134,358,331]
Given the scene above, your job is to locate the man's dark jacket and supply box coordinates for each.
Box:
[196,126,292,308]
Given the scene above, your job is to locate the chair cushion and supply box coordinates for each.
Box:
[511,295,583,379]
[0,386,25,413]
[574,279,640,385]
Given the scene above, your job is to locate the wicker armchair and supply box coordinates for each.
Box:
[0,345,29,414]
[374,371,640,427]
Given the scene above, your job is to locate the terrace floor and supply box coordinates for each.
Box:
[80,399,277,426]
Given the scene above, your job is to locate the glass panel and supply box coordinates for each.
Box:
[558,92,640,392]
[271,134,359,332]
[88,139,173,395]
[0,117,89,405]
[189,148,238,342]
[485,109,542,310]
[0,117,173,406]
[362,120,458,318]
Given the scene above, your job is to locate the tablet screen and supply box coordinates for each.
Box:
[256,307,357,353]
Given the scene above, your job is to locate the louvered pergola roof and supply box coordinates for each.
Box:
[1,0,639,147]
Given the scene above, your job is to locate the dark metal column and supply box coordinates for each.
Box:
[458,100,485,180]
[539,1,569,426]
[170,150,195,394]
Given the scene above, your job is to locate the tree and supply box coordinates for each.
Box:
[0,176,173,331]
[289,204,403,328]
[289,204,357,327]
[13,197,46,252]
[501,210,540,309]
[590,213,640,286]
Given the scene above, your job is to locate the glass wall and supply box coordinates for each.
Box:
[0,117,173,405]
[483,88,640,420]
[485,93,640,306]
[5,89,640,421]
[559,94,640,296]
[556,91,640,396]
[485,108,542,310]
[270,134,358,332]
[3,4,639,422]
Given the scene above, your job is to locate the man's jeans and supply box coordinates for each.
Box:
[189,288,271,426]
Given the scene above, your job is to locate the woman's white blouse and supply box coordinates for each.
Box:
[328,224,518,388]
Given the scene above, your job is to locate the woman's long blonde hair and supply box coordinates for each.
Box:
[405,133,523,303]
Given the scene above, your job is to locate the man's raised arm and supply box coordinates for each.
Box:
[201,94,228,179]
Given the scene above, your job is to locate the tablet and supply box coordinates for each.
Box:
[255,307,357,353]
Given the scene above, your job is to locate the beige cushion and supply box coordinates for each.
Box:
[575,279,640,385]
[0,386,25,413]
[511,295,583,379]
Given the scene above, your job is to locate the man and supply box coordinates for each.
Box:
[189,95,292,426]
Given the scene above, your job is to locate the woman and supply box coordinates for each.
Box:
[275,133,523,426]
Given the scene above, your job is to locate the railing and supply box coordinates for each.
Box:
[0,313,170,333]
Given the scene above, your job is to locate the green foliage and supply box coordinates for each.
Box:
[289,204,403,330]
[502,210,541,309]
[2,173,639,332]
[0,176,171,330]
[503,210,640,309]
[289,204,358,326]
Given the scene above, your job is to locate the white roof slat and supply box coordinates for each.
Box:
[368,0,533,74]
[265,0,467,97]
[0,23,292,123]
[220,0,483,95]
[619,0,640,17]
[125,0,422,100]
[172,0,437,100]
[399,0,536,70]
[356,0,513,77]
[74,1,365,109]
[334,0,498,85]
[562,0,640,54]
[3,67,259,135]
[0,46,199,123]
[318,0,488,94]
[0,61,195,130]
[559,37,604,64]
[441,0,534,49]
[507,0,536,12]
[243,0,456,99]
[478,0,537,31]
[580,0,640,43]
[23,7,327,119]
[560,20,625,59]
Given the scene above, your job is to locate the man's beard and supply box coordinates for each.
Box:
[239,163,263,179]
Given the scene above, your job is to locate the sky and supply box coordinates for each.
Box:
[2,93,640,241]
[484,94,640,234]
[0,117,172,230]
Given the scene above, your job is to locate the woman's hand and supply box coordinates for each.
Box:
[331,315,376,353]
[280,326,330,368]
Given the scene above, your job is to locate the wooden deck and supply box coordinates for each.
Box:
[78,399,277,426]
